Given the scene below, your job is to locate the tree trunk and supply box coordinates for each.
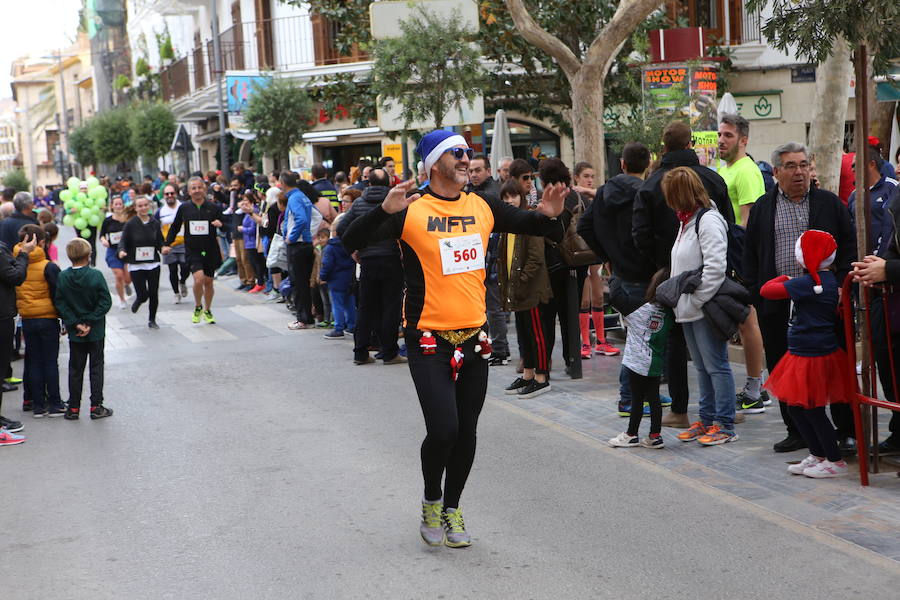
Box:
[570,72,606,179]
[807,37,851,195]
[870,101,896,159]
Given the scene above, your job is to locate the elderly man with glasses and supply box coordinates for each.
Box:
[743,141,856,453]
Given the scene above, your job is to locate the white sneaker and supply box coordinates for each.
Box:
[803,459,848,478]
[788,454,822,475]
[608,432,639,448]
[173,293,182,304]
[118,299,128,310]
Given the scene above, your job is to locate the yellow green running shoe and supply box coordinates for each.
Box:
[419,499,443,546]
[192,306,202,323]
[203,310,215,324]
[442,508,471,548]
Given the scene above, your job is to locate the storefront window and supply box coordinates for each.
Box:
[483,119,560,163]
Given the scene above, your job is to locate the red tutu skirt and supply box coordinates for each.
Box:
[763,349,856,409]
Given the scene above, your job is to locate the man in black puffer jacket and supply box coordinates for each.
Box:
[630,122,735,428]
[336,168,404,365]
[0,233,34,440]
[577,142,654,416]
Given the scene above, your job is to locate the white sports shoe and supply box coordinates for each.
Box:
[788,454,822,475]
[173,293,182,304]
[608,432,639,448]
[803,459,848,479]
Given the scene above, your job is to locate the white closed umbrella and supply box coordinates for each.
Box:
[490,109,513,181]
[717,92,739,122]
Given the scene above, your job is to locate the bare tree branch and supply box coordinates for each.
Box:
[583,0,664,71]
[503,0,581,80]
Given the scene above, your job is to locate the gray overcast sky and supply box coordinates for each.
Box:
[1,0,83,97]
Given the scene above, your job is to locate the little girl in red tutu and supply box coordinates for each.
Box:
[762,230,856,478]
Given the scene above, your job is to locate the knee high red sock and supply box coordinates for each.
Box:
[592,307,606,344]
[579,311,591,346]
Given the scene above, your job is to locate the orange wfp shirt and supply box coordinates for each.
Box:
[342,188,567,331]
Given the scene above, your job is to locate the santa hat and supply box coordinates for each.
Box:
[794,230,837,294]
[416,129,468,176]
[868,135,881,147]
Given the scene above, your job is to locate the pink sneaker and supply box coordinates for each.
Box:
[595,342,620,356]
[0,430,25,446]
[803,459,848,478]
[581,344,591,359]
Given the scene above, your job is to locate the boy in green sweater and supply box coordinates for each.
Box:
[54,238,113,420]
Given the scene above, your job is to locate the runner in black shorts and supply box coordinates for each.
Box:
[162,177,224,324]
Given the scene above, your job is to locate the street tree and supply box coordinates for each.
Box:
[1,169,30,193]
[370,7,484,130]
[243,78,313,165]
[130,102,177,161]
[69,120,98,169]
[90,107,137,167]
[503,0,665,178]
[747,0,900,189]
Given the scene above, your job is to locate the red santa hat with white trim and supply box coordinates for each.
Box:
[794,230,837,294]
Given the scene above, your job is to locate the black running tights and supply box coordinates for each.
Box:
[168,261,189,294]
[130,267,160,322]
[788,405,841,462]
[404,327,488,509]
[627,371,662,436]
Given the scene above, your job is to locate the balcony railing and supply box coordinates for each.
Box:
[160,56,190,101]
[739,1,762,44]
[158,14,368,103]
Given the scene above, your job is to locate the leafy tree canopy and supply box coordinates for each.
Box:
[370,7,484,130]
[69,120,98,167]
[243,78,314,163]
[91,106,137,166]
[746,0,900,73]
[1,169,30,193]
[130,102,176,161]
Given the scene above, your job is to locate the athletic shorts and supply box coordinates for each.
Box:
[105,247,124,270]
[186,248,222,277]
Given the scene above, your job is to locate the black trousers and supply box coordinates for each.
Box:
[354,256,403,362]
[515,304,554,375]
[628,371,662,436]
[68,339,104,409]
[870,296,900,443]
[130,267,160,322]
[404,327,488,509]
[548,266,587,367]
[245,248,266,287]
[758,301,799,437]
[287,242,315,324]
[788,405,841,462]
[167,259,189,294]
[666,323,690,414]
[0,317,13,414]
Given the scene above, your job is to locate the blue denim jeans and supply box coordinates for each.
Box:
[682,318,736,432]
[22,318,62,412]
[330,288,357,333]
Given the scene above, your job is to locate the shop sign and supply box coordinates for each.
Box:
[735,93,782,120]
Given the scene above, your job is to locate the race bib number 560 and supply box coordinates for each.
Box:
[439,233,484,276]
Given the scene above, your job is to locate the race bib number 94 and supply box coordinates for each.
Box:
[439,233,484,276]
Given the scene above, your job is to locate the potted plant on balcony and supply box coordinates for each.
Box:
[157,30,175,67]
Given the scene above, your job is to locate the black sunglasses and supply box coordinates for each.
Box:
[444,147,474,160]
[164,192,176,196]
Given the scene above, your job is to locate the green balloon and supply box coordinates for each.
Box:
[63,200,75,212]
[80,229,92,239]
[83,197,94,208]
[67,176,80,189]
[63,214,74,227]
[76,192,87,202]
[88,214,102,227]
[85,176,99,188]
[59,190,73,202]
[74,217,87,230]
[89,186,107,201]
[95,198,107,210]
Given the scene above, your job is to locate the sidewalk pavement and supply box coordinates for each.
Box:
[491,329,900,562]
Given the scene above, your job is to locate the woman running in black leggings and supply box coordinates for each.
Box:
[119,196,163,329]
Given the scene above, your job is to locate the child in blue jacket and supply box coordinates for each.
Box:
[319,215,357,339]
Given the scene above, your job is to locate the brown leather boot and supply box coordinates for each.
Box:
[661,410,690,428]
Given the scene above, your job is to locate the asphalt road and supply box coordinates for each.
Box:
[1,242,898,598]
